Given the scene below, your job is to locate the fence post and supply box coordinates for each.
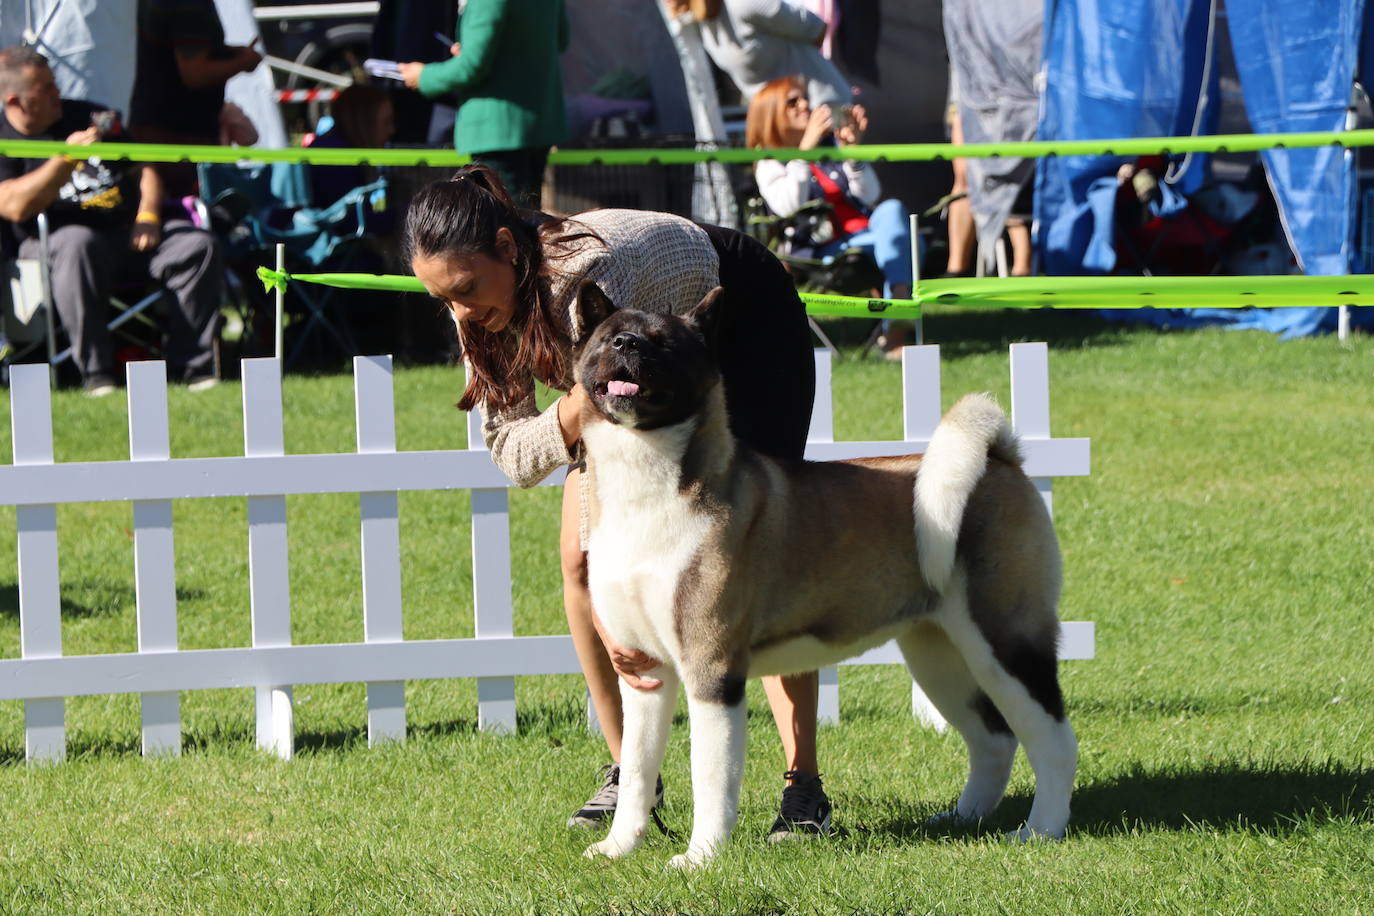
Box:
[466,372,517,734]
[808,349,840,726]
[900,345,949,732]
[128,362,181,756]
[11,364,63,762]
[355,356,406,746]
[1010,342,1055,517]
[243,358,294,759]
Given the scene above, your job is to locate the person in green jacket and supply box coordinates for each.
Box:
[400,0,568,207]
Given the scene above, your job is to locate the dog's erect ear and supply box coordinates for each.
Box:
[685,286,726,350]
[574,281,618,337]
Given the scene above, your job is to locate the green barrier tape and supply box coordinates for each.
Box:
[917,275,1374,309]
[800,292,922,318]
[255,267,921,318]
[0,140,466,167]
[257,268,1374,315]
[8,127,1374,168]
[257,266,423,294]
[549,129,1374,165]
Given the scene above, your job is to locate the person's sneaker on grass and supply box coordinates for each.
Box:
[567,762,665,829]
[767,769,833,842]
[83,374,117,398]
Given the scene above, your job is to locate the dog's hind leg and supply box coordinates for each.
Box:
[935,597,1076,841]
[669,672,748,870]
[584,665,680,862]
[897,618,1017,827]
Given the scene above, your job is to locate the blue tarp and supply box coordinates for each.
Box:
[1036,0,1215,275]
[1036,0,1374,337]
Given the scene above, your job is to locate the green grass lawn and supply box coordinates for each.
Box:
[0,309,1369,914]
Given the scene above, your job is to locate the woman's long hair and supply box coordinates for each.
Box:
[403,165,597,412]
[746,75,805,150]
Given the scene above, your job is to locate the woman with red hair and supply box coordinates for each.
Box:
[748,75,915,356]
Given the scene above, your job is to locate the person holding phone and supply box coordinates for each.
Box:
[0,46,225,394]
[746,75,914,357]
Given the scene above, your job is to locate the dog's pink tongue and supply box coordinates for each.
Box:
[607,380,640,397]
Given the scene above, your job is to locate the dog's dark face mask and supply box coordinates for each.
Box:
[573,283,725,430]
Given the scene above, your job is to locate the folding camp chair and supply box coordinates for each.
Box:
[1,213,172,379]
[742,195,888,357]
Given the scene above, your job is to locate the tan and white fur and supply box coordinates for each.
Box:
[572,284,1076,869]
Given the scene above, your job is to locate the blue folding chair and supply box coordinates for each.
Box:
[197,160,387,367]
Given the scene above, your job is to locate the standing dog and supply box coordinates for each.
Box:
[573,284,1076,869]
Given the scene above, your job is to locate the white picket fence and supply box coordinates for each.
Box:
[0,343,1092,763]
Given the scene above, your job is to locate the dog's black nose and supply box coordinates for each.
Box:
[611,332,640,351]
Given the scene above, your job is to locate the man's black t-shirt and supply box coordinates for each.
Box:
[0,99,140,243]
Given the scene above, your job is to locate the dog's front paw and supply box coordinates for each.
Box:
[1006,825,1063,844]
[583,840,612,860]
[666,851,708,872]
[583,838,627,861]
[925,809,971,829]
[583,829,647,861]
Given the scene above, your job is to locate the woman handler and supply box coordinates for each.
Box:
[405,165,831,841]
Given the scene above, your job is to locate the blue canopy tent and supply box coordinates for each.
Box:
[1035,0,1374,337]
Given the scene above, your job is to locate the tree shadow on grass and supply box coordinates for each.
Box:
[0,581,207,620]
[863,760,1373,842]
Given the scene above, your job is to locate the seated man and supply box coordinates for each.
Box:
[0,45,223,395]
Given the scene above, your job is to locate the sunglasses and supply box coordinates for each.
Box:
[785,95,808,109]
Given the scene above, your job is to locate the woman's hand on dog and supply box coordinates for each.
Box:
[592,612,663,690]
[558,384,591,449]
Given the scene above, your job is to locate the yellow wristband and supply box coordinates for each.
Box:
[135,211,161,225]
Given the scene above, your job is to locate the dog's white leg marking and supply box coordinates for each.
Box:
[584,666,680,862]
[1010,716,1076,841]
[936,595,1077,841]
[668,696,747,870]
[897,617,1016,824]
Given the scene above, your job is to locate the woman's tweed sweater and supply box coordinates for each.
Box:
[479,209,722,488]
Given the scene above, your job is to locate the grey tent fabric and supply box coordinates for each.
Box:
[943,0,1042,265]
[0,0,283,147]
[0,0,136,116]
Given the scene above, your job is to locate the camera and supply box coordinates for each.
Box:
[90,110,119,135]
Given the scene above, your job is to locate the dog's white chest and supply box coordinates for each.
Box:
[584,422,710,661]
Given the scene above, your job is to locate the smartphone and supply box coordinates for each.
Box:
[831,104,853,131]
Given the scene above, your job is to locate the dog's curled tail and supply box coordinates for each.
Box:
[914,393,1021,593]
